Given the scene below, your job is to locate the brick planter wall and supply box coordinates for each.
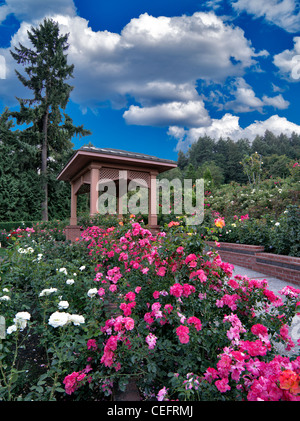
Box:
[206,241,300,287]
[65,225,82,242]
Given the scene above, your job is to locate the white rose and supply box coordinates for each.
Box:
[14,311,31,320]
[13,312,31,330]
[79,266,86,271]
[69,314,85,326]
[48,312,70,328]
[39,287,57,297]
[58,301,69,310]
[0,295,10,301]
[7,325,17,335]
[58,268,68,275]
[87,288,98,297]
[66,279,75,285]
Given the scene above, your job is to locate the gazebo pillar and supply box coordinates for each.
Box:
[65,181,81,242]
[90,165,100,216]
[70,182,77,225]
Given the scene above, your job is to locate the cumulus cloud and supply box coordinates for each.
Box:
[2,0,76,23]
[224,77,265,113]
[121,82,199,107]
[123,100,211,128]
[0,11,260,112]
[170,114,300,151]
[273,37,300,81]
[0,0,76,23]
[224,77,290,112]
[261,94,290,109]
[232,0,300,33]
[242,114,300,139]
[170,114,241,151]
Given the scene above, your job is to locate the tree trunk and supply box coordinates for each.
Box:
[41,106,49,221]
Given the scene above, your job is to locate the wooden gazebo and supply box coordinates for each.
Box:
[57,145,177,241]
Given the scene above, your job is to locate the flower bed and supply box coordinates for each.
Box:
[0,220,300,401]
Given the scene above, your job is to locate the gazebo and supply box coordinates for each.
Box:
[57,145,177,241]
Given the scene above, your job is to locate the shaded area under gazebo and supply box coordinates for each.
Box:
[57,145,177,241]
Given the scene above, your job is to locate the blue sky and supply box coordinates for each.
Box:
[0,0,299,161]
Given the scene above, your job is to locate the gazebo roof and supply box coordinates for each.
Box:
[57,145,177,182]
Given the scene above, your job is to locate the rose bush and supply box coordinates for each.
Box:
[0,217,299,401]
[62,219,300,401]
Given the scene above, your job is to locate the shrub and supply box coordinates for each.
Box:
[217,205,300,256]
[63,220,300,401]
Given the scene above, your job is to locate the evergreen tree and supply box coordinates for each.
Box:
[184,163,197,183]
[177,150,189,170]
[0,109,43,221]
[187,135,215,168]
[10,18,91,221]
[290,133,300,159]
[199,160,225,186]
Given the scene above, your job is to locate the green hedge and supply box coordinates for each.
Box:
[0,221,37,232]
[0,219,69,247]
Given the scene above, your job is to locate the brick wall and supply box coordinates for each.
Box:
[206,241,300,287]
[65,225,82,242]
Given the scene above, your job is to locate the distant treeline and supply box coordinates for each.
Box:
[161,130,300,186]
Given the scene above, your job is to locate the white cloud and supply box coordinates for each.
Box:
[64,11,267,131]
[271,83,285,92]
[120,82,199,107]
[170,114,300,151]
[224,78,290,112]
[225,77,264,113]
[123,100,211,128]
[0,10,264,127]
[232,0,300,32]
[38,12,259,112]
[242,114,300,139]
[0,0,76,23]
[273,37,300,81]
[261,94,290,109]
[171,114,241,151]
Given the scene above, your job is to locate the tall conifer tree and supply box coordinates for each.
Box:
[10,18,91,220]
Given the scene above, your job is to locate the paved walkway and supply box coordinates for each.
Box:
[232,264,300,357]
[232,264,292,295]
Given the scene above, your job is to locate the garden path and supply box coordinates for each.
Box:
[232,265,292,295]
[232,264,300,357]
